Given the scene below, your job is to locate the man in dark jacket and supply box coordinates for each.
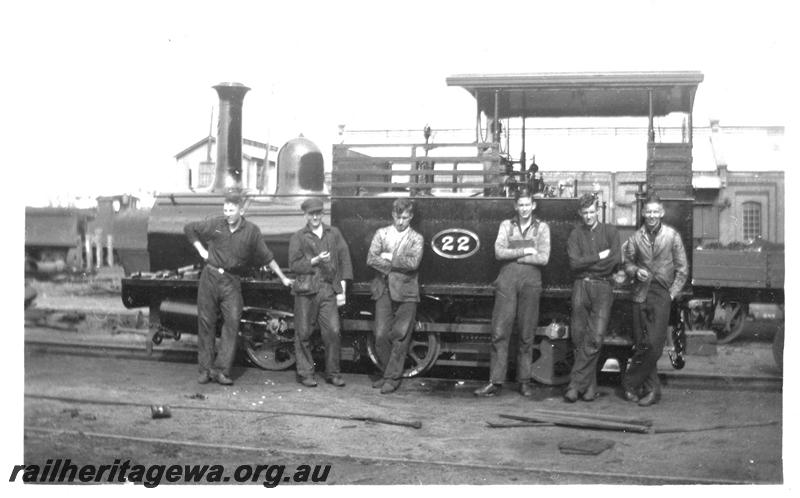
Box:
[184,191,293,386]
[366,199,424,394]
[288,198,353,388]
[622,194,688,406]
[564,193,620,402]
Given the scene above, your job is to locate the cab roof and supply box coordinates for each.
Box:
[446,71,703,118]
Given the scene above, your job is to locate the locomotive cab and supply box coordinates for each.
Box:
[331,71,703,381]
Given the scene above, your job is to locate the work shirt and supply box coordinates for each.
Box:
[288,223,353,295]
[493,217,550,288]
[494,217,550,266]
[623,222,688,302]
[184,216,274,274]
[567,222,621,279]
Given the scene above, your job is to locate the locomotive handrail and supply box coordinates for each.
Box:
[335,142,496,149]
[333,156,498,165]
[331,182,501,190]
[333,169,498,177]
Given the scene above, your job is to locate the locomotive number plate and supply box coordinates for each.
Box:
[431,229,480,259]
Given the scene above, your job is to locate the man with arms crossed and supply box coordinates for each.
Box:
[367,199,424,394]
[289,198,353,388]
[184,191,293,386]
[622,194,688,406]
[564,193,620,402]
[475,188,550,397]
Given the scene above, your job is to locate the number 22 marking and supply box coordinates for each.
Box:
[441,235,470,252]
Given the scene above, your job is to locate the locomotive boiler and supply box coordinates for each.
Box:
[122,72,703,384]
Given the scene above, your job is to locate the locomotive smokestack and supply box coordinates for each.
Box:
[211,82,250,192]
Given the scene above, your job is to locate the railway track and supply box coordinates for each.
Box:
[23,332,784,485]
[23,425,754,485]
[24,332,782,393]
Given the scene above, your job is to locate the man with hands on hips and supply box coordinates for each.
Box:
[184,191,293,386]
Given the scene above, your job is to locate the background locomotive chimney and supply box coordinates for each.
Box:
[211,82,250,192]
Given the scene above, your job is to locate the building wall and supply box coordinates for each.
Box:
[176,141,275,193]
[719,171,784,244]
[542,169,784,245]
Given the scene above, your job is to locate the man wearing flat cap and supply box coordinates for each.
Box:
[288,197,353,387]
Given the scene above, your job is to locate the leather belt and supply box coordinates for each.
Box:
[206,263,242,277]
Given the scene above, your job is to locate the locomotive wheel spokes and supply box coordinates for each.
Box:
[714,301,746,344]
[404,329,441,378]
[682,301,709,331]
[530,336,574,385]
[365,310,441,378]
[240,308,296,370]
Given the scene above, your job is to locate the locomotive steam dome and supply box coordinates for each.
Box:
[275,136,325,195]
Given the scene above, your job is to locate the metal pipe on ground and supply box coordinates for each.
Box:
[499,413,652,434]
[26,393,422,429]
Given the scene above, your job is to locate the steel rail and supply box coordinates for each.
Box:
[23,426,759,485]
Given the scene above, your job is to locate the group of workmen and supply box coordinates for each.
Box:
[184,188,687,406]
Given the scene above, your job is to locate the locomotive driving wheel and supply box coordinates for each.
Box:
[366,309,441,378]
[530,312,574,386]
[713,301,746,344]
[239,307,296,370]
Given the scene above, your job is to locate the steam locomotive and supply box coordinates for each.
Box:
[121,73,705,384]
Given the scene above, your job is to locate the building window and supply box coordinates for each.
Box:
[742,201,762,240]
[198,162,215,188]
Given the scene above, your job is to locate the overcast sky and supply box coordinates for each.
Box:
[3,0,795,205]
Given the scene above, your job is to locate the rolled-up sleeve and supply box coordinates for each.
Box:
[516,223,550,265]
[494,221,525,261]
[184,219,214,245]
[251,227,274,267]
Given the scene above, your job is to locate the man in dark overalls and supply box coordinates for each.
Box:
[185,191,293,385]
[564,193,620,402]
[475,188,551,397]
[289,198,353,388]
[366,198,424,394]
[622,194,688,406]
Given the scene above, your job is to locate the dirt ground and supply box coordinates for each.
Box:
[21,275,785,485]
[23,347,782,485]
